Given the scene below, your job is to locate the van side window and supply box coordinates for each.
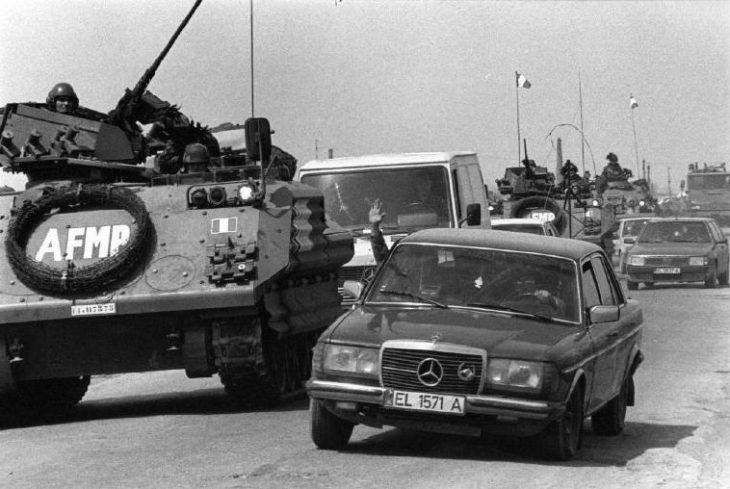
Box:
[581,262,601,309]
[590,256,618,305]
[452,169,462,220]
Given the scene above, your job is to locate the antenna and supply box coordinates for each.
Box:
[250,0,255,118]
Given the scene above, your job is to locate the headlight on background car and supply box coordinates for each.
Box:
[628,255,646,266]
[487,359,544,391]
[322,344,380,378]
[689,256,708,266]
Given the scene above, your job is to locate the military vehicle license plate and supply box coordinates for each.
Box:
[386,389,466,415]
[654,267,680,274]
[71,303,116,316]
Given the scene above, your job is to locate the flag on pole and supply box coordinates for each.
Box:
[630,95,639,109]
[516,72,531,89]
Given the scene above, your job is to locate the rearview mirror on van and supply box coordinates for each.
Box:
[460,203,481,226]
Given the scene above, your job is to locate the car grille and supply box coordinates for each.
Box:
[644,256,689,266]
[381,347,483,395]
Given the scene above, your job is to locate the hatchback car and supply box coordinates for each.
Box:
[625,217,729,290]
[491,217,560,236]
[307,229,643,460]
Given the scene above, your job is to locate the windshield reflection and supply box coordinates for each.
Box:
[301,167,452,231]
[366,243,580,323]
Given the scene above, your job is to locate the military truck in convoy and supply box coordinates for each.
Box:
[294,152,491,304]
[0,1,353,419]
[683,162,730,230]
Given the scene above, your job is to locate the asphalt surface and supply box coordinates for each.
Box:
[1,282,729,489]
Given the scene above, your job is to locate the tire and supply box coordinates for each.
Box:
[718,265,729,286]
[510,196,568,235]
[592,375,631,435]
[310,399,354,450]
[5,184,153,295]
[627,281,639,290]
[704,265,717,288]
[539,386,583,461]
[3,376,91,420]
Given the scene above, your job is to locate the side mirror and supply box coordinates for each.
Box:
[244,117,272,162]
[460,203,481,226]
[588,305,620,323]
[342,280,365,300]
[624,237,636,245]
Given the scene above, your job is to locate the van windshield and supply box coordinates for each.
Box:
[300,167,453,231]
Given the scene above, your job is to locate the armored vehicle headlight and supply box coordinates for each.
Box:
[209,186,227,206]
[190,188,208,208]
[639,200,646,207]
[487,359,544,391]
[591,199,601,207]
[628,255,645,266]
[238,184,255,202]
[689,256,708,266]
[322,344,380,378]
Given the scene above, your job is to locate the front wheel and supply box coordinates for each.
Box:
[539,387,583,461]
[310,399,354,450]
[592,375,632,435]
[705,265,718,288]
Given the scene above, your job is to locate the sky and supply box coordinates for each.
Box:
[1,0,728,196]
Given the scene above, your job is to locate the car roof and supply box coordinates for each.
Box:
[644,216,715,224]
[399,228,599,260]
[297,152,476,171]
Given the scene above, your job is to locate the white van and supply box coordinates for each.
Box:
[294,152,490,302]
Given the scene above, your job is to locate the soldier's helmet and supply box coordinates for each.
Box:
[606,152,618,163]
[46,82,79,112]
[183,142,210,172]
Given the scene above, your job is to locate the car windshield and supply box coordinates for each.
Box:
[623,219,649,237]
[638,221,711,243]
[300,166,452,231]
[366,243,580,323]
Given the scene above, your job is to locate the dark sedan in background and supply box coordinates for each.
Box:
[625,217,729,290]
[306,229,643,460]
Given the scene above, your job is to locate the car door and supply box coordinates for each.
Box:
[583,254,628,412]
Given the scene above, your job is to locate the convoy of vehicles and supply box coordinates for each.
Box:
[294,152,490,304]
[625,217,729,290]
[307,228,643,460]
[0,3,353,418]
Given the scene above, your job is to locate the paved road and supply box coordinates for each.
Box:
[1,284,729,489]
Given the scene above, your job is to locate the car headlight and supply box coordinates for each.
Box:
[322,344,380,378]
[628,255,646,266]
[689,256,708,266]
[487,359,544,391]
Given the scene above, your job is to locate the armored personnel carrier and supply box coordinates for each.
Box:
[0,2,353,419]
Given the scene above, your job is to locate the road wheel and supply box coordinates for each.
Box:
[539,386,583,461]
[627,281,639,290]
[592,375,631,435]
[310,399,354,450]
[704,265,717,288]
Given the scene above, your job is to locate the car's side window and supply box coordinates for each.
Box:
[581,262,601,309]
[708,222,723,243]
[590,256,619,305]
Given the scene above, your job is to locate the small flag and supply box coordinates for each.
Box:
[630,95,639,109]
[516,72,531,89]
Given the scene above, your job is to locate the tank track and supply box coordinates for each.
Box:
[0,376,91,423]
[215,316,319,408]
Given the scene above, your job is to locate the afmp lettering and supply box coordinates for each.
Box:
[35,225,131,261]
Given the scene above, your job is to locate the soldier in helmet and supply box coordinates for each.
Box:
[46,82,79,115]
[182,143,210,173]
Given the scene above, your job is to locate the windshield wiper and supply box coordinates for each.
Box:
[377,289,448,309]
[465,301,555,322]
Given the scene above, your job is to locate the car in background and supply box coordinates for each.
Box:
[615,216,651,273]
[307,229,643,460]
[625,217,729,290]
[491,217,560,236]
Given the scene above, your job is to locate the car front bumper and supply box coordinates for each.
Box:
[307,379,561,437]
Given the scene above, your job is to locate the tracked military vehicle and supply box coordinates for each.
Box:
[0,1,353,418]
